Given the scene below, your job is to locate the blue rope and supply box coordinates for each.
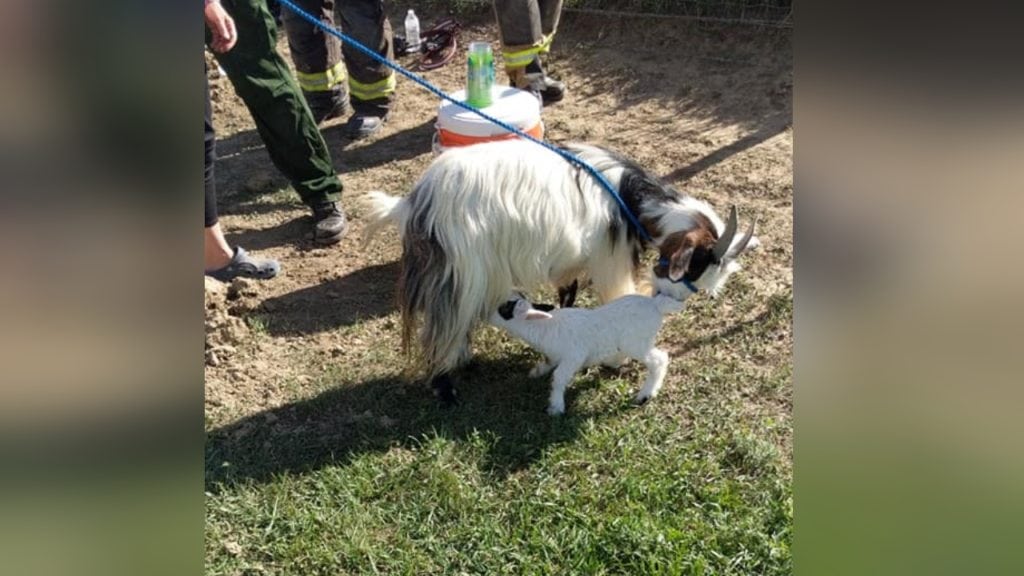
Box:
[277,0,654,245]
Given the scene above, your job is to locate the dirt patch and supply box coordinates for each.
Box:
[204,11,792,426]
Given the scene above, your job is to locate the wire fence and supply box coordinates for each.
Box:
[421,0,792,28]
[565,0,791,27]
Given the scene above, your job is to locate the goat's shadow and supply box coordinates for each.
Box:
[259,261,400,336]
[205,355,612,492]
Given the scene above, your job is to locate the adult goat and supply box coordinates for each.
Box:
[364,139,759,403]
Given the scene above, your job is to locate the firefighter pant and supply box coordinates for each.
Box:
[492,0,563,70]
[280,0,396,116]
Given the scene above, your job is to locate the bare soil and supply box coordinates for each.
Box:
[204,11,792,427]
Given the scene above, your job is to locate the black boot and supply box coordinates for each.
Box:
[346,101,390,139]
[311,202,349,245]
[303,89,349,126]
[525,56,565,104]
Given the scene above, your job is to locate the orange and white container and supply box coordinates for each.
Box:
[434,85,544,154]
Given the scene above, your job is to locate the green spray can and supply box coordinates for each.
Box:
[466,41,495,108]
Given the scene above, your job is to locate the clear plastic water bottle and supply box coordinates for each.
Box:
[466,41,495,108]
[404,9,421,53]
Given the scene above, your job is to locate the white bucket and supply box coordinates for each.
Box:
[433,86,544,154]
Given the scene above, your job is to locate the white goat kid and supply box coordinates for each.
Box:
[490,293,686,415]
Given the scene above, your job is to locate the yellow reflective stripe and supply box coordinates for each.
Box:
[502,34,555,68]
[502,46,540,69]
[295,61,347,92]
[348,73,396,100]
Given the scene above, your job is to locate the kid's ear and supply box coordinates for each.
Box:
[524,309,553,321]
[531,302,556,312]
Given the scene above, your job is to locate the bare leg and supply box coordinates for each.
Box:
[204,223,235,272]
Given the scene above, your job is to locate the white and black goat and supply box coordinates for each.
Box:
[490,293,685,415]
[363,139,759,404]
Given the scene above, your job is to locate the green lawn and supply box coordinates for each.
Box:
[206,285,792,575]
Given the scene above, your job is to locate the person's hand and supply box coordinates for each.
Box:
[204,0,237,53]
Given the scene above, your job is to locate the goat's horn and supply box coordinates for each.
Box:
[726,219,757,260]
[711,206,739,261]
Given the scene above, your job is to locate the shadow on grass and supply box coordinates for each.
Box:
[661,112,790,183]
[211,117,437,250]
[258,261,399,335]
[205,355,609,492]
[223,213,312,252]
[320,116,437,169]
[213,116,436,195]
[669,291,791,360]
[553,12,791,129]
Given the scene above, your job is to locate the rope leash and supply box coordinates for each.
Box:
[277,0,654,245]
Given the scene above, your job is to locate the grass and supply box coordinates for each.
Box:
[205,285,792,575]
[244,314,271,336]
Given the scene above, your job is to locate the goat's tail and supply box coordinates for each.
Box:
[362,191,411,247]
[397,207,488,380]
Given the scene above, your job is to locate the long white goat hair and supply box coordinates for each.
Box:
[364,139,759,395]
[369,142,637,376]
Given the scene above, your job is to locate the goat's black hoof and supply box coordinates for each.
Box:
[634,395,651,406]
[437,389,459,407]
[431,374,459,407]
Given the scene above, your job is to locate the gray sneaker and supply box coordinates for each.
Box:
[311,202,349,245]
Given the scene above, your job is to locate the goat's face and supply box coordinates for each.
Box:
[496,298,528,321]
[494,294,555,323]
[651,207,760,300]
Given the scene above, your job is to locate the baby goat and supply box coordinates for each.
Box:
[490,292,686,415]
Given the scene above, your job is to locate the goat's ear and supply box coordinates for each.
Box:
[531,302,556,312]
[524,309,554,321]
[668,246,695,282]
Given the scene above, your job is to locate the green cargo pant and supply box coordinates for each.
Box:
[207,0,342,207]
[492,0,564,70]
